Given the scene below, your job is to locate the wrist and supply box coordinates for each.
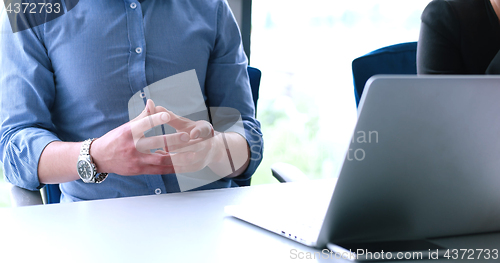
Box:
[38,141,81,184]
[212,132,228,163]
[90,137,108,174]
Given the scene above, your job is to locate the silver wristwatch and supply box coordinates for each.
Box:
[77,138,108,183]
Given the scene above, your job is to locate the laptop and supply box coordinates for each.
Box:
[225,75,500,260]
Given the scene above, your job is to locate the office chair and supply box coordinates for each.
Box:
[234,66,261,187]
[352,42,418,107]
[8,66,306,206]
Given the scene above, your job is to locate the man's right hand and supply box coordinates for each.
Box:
[91,99,192,176]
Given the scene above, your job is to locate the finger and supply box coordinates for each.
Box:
[146,99,156,115]
[155,105,168,113]
[140,150,210,174]
[142,152,198,175]
[165,137,211,152]
[153,106,195,132]
[131,99,156,122]
[141,150,200,168]
[166,111,196,131]
[190,122,214,139]
[131,112,171,140]
[167,140,209,153]
[135,132,190,153]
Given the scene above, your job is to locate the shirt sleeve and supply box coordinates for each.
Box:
[417,0,464,74]
[0,17,60,190]
[204,0,263,183]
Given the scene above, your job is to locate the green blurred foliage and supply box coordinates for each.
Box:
[251,91,333,186]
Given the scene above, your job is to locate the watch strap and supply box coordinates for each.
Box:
[80,138,108,183]
[94,173,108,183]
[80,138,93,157]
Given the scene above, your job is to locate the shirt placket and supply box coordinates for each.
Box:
[125,0,167,196]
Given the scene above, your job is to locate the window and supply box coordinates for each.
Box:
[250,0,431,184]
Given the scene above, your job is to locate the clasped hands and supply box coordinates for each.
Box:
[92,99,235,177]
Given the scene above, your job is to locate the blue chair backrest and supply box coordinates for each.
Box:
[236,66,261,187]
[352,42,417,107]
[44,66,261,203]
[247,66,261,117]
[45,184,61,204]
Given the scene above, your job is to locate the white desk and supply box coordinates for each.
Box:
[0,179,498,263]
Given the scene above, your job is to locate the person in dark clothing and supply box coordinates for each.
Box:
[417,0,500,74]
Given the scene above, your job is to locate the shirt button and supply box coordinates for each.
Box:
[155,188,162,195]
[130,2,137,9]
[135,47,142,54]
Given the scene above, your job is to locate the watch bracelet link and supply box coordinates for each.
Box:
[80,138,93,156]
[94,173,108,183]
[83,138,108,183]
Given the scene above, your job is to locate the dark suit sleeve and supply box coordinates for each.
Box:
[417,0,464,74]
[485,49,500,74]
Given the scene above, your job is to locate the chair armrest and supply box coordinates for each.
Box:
[8,183,44,207]
[271,162,310,183]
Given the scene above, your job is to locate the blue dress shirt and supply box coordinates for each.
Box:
[0,0,263,202]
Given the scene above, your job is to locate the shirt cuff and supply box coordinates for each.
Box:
[3,128,60,191]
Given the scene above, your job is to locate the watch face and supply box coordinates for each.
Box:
[77,160,93,180]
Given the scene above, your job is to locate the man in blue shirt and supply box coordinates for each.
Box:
[0,0,263,202]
